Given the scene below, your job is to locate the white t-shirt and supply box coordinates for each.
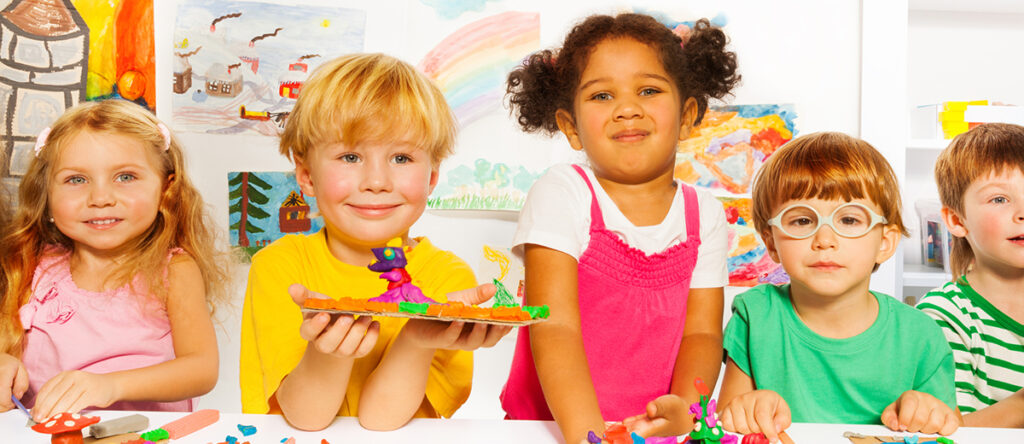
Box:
[512,163,729,289]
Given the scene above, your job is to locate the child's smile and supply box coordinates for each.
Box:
[85,217,124,229]
[347,203,402,218]
[611,128,650,144]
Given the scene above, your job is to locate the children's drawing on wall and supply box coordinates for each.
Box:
[719,197,789,287]
[675,104,796,194]
[77,0,155,109]
[429,159,543,210]
[0,0,153,198]
[417,10,552,210]
[229,171,322,258]
[172,1,365,136]
[420,0,500,20]
[479,245,525,306]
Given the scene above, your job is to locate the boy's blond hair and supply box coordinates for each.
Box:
[280,53,456,165]
[935,123,1024,279]
[752,132,909,249]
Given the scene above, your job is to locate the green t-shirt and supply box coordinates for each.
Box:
[723,284,956,424]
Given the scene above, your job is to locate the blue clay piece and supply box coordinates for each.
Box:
[238,424,257,436]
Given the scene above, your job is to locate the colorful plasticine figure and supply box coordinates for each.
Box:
[367,239,438,304]
[686,379,737,444]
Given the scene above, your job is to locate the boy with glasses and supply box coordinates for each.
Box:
[716,132,960,443]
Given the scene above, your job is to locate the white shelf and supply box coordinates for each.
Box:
[910,0,1024,14]
[903,262,951,288]
[907,138,949,151]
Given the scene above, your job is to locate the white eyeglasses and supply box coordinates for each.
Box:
[767,202,888,239]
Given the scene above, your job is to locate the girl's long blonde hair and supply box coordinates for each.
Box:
[0,100,232,355]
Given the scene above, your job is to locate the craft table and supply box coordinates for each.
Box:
[3,410,1024,443]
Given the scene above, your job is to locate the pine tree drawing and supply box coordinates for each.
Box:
[229,172,272,247]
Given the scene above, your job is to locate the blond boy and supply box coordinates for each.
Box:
[240,54,509,431]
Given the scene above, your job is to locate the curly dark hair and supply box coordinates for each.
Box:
[507,13,740,134]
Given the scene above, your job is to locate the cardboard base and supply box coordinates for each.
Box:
[300,307,548,327]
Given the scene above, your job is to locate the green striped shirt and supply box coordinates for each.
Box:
[917,279,1024,413]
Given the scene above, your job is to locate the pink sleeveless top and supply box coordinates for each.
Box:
[18,247,193,412]
[501,165,701,421]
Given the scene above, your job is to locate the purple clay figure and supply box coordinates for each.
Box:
[366,242,437,304]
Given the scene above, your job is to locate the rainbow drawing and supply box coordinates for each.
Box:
[719,197,789,287]
[418,11,539,126]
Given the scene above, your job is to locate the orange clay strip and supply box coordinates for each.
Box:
[159,409,219,440]
[302,298,536,322]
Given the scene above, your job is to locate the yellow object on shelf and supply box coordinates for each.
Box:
[938,110,963,121]
[912,100,990,140]
[943,101,967,112]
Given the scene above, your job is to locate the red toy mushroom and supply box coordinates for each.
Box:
[31,412,100,444]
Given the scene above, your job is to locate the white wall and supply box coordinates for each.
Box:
[0,0,865,417]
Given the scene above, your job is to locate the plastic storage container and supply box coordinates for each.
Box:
[915,199,952,274]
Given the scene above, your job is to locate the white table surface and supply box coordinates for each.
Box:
[3,410,1023,443]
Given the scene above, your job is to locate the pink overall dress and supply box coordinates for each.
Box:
[19,248,193,412]
[501,165,702,421]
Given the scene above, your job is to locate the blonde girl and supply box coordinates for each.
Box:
[0,100,231,421]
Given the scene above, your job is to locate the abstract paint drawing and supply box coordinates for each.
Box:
[172,1,365,136]
[675,104,796,194]
[228,171,322,258]
[418,11,543,210]
[719,196,789,287]
[77,0,155,108]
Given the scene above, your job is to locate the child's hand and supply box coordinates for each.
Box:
[881,390,961,435]
[399,281,512,350]
[30,370,115,422]
[719,389,792,443]
[0,353,29,412]
[622,394,691,438]
[401,318,511,351]
[446,282,497,305]
[289,283,380,359]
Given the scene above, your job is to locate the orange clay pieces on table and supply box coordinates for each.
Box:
[158,408,219,440]
[302,295,549,326]
[842,432,955,444]
[301,238,549,326]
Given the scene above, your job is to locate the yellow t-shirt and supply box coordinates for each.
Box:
[239,231,475,417]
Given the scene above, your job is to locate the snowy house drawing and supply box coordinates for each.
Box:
[173,54,191,94]
[204,63,242,98]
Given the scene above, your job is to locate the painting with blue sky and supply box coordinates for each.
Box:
[229,171,322,257]
[172,1,365,136]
